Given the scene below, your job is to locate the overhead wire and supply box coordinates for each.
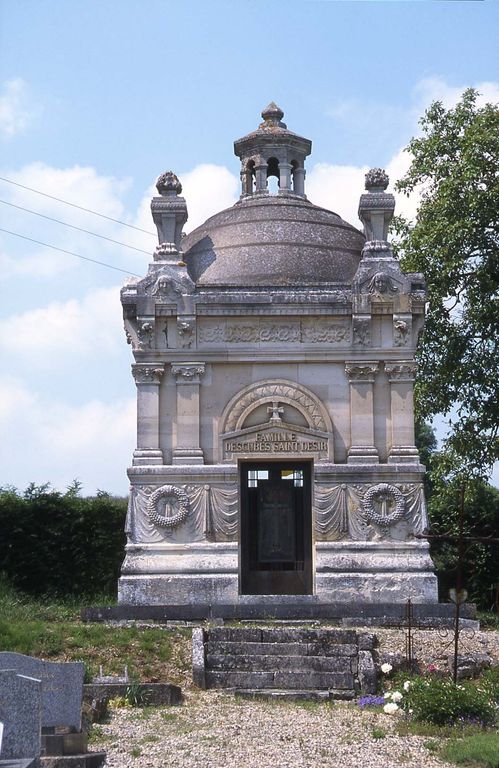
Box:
[0,199,153,255]
[0,175,157,236]
[0,228,141,277]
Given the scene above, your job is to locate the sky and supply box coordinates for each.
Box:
[0,0,498,495]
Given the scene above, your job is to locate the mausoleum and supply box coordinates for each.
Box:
[119,103,438,609]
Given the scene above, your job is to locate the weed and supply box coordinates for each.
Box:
[130,747,142,758]
[371,727,386,740]
[423,739,439,752]
[160,712,178,722]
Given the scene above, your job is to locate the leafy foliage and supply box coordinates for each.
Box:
[0,483,127,597]
[416,423,499,609]
[405,676,496,727]
[394,89,499,478]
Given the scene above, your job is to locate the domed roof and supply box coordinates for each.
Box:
[180,104,365,288]
[183,194,365,288]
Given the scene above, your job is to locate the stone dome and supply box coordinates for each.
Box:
[183,194,365,288]
[181,104,365,288]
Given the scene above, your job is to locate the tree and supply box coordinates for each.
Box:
[394,89,499,479]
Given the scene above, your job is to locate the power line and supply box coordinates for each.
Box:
[0,175,156,236]
[0,198,153,255]
[0,228,141,277]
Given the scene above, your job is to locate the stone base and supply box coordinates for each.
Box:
[40,754,106,768]
[118,539,438,606]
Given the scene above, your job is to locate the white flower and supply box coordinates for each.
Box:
[409,708,413,714]
[381,663,393,674]
[384,692,392,700]
[403,681,411,692]
[383,702,399,714]
[391,691,403,703]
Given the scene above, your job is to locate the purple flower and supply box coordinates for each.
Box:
[357,695,386,708]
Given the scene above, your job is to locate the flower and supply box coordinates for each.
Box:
[381,663,393,674]
[403,681,411,692]
[384,692,392,700]
[383,702,399,714]
[426,663,437,673]
[391,691,403,703]
[357,695,385,708]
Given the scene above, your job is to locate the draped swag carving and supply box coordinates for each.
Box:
[126,484,239,544]
[314,483,427,541]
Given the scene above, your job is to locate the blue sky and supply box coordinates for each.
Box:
[1,0,498,494]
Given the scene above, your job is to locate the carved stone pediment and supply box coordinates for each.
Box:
[137,264,195,299]
[222,420,331,461]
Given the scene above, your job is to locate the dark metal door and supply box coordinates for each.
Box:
[240,461,312,595]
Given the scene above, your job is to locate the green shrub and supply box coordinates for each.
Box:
[406,677,496,727]
[0,484,127,598]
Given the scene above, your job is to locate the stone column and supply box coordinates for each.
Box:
[293,166,305,196]
[132,364,165,466]
[345,361,379,464]
[384,362,420,464]
[171,362,205,465]
[254,163,269,194]
[279,162,292,193]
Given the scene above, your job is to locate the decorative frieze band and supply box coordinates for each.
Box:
[132,364,164,384]
[384,362,418,382]
[171,362,205,384]
[345,361,379,383]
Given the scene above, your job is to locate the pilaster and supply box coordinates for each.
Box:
[171,363,206,465]
[345,361,379,463]
[384,362,419,463]
[132,364,165,465]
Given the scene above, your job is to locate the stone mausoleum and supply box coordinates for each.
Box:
[119,103,438,609]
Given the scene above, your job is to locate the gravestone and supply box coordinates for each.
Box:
[0,670,41,759]
[0,653,83,732]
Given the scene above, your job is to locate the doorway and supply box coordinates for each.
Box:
[240,461,313,595]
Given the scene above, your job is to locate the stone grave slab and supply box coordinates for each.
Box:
[0,670,41,759]
[0,653,83,732]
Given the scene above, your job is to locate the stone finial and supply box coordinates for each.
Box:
[151,170,188,260]
[358,168,395,248]
[260,102,287,128]
[156,171,182,196]
[365,168,389,191]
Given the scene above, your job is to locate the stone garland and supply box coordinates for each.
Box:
[361,483,406,527]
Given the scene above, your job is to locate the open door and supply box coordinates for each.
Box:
[240,461,312,595]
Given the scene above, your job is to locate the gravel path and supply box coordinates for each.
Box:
[92,691,447,768]
[90,626,498,768]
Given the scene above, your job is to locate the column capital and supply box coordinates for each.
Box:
[345,361,379,383]
[171,362,205,384]
[384,361,418,382]
[132,364,164,385]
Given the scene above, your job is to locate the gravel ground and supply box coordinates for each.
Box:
[90,626,498,768]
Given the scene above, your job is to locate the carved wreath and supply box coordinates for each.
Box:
[362,483,406,527]
[147,484,189,528]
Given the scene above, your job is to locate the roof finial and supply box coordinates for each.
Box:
[260,102,286,128]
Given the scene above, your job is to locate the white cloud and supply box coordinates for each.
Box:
[0,285,123,362]
[0,374,135,494]
[413,77,499,112]
[180,164,239,232]
[0,79,32,137]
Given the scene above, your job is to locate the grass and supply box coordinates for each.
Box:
[0,578,191,684]
[441,732,499,768]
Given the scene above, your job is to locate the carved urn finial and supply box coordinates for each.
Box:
[151,170,188,261]
[365,168,389,191]
[358,167,395,253]
[260,102,286,129]
[156,171,182,196]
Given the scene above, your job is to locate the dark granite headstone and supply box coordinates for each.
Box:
[0,653,83,731]
[0,671,41,759]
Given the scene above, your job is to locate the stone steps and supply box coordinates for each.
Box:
[193,627,377,698]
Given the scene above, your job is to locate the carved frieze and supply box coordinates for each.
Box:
[137,320,154,350]
[177,318,195,348]
[199,321,300,344]
[132,364,164,385]
[301,319,350,343]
